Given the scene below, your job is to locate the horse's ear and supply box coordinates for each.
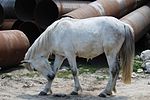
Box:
[21,60,31,64]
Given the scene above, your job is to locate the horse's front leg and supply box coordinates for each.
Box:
[99,55,120,97]
[39,80,53,95]
[66,53,82,95]
[39,55,65,95]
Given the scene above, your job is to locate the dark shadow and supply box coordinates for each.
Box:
[0,65,24,74]
[17,93,128,100]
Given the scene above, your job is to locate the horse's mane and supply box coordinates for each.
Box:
[24,19,63,60]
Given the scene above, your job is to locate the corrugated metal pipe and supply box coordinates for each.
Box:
[121,3,150,42]
[0,30,30,66]
[34,0,90,29]
[63,0,148,19]
[0,0,16,19]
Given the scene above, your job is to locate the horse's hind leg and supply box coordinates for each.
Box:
[99,53,120,97]
[39,55,65,95]
[66,53,82,95]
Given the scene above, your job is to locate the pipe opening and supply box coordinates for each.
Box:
[19,22,42,44]
[11,20,23,29]
[15,0,36,21]
[34,0,59,29]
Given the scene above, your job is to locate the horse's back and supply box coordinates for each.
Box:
[51,17,126,58]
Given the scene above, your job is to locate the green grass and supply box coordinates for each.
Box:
[133,56,143,72]
[56,64,99,78]
[56,56,143,78]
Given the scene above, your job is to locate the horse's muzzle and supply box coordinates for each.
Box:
[47,73,55,80]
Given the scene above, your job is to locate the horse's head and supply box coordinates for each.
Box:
[21,57,55,80]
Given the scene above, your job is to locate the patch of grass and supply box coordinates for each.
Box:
[56,64,99,78]
[78,64,98,74]
[19,71,40,78]
[56,70,72,79]
[133,56,143,72]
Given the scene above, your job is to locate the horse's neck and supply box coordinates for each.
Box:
[26,33,52,60]
[25,19,61,60]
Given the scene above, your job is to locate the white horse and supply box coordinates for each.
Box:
[22,16,134,97]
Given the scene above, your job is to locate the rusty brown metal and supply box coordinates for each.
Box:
[63,0,146,19]
[34,0,90,28]
[0,30,30,66]
[0,19,23,30]
[121,3,150,42]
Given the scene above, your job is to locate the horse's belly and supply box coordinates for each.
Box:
[76,46,103,59]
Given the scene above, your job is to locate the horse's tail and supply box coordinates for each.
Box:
[120,24,134,84]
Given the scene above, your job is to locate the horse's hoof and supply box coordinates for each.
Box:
[98,92,112,98]
[98,93,107,97]
[39,91,47,96]
[70,91,78,95]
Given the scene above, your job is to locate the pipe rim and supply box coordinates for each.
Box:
[34,0,59,29]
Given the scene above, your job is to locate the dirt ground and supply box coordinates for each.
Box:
[0,67,150,100]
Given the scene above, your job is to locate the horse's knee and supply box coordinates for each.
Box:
[70,67,78,76]
[111,62,120,76]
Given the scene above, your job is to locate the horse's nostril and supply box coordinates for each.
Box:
[47,74,55,80]
[33,68,37,71]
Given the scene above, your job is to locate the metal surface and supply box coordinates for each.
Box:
[0,0,16,18]
[63,0,146,18]
[34,0,90,29]
[121,3,150,41]
[15,0,38,21]
[0,30,30,66]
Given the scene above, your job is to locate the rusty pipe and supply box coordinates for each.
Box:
[63,0,147,19]
[0,19,23,30]
[34,0,90,29]
[0,30,30,66]
[121,3,150,42]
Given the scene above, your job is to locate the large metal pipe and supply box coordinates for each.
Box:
[34,0,90,29]
[0,19,23,30]
[0,19,42,44]
[18,21,42,44]
[63,0,147,19]
[15,0,40,21]
[121,3,150,42]
[0,30,30,66]
[0,0,16,19]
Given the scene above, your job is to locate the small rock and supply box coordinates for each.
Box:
[137,69,143,73]
[132,72,137,78]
